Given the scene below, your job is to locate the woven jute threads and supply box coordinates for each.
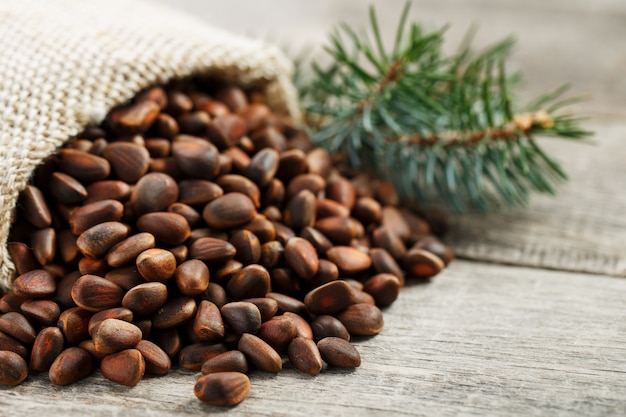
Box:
[0,0,298,291]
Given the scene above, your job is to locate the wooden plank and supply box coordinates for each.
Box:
[2,260,625,416]
[2,2,624,416]
[156,0,626,113]
[448,119,626,276]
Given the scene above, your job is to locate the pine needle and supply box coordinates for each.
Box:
[300,1,592,212]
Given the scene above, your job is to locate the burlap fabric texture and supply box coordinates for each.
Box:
[0,0,299,292]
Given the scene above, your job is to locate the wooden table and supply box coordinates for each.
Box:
[2,0,625,415]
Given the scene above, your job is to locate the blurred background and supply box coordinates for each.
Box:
[156,0,626,117]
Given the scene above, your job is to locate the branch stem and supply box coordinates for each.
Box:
[398,110,555,146]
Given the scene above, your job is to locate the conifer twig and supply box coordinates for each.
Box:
[300,2,592,212]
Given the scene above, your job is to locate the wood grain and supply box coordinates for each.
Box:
[1,1,624,416]
[156,0,626,113]
[2,260,625,416]
[448,119,626,277]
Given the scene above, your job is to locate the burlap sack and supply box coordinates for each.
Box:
[0,0,299,292]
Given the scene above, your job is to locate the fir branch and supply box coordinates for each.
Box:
[300,2,592,212]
